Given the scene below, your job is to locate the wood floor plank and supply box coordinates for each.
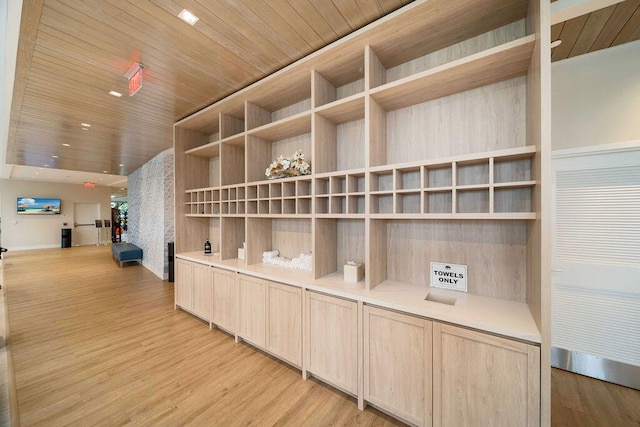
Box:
[551,365,640,427]
[4,246,402,426]
[5,246,640,426]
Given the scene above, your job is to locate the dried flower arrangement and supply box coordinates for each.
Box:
[265,150,311,179]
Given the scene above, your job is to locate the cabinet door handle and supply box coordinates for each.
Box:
[551,268,562,272]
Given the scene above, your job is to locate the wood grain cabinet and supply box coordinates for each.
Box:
[238,275,303,367]
[364,305,433,427]
[174,259,212,322]
[238,274,266,347]
[305,291,358,395]
[266,280,302,367]
[192,262,213,321]
[174,258,193,311]
[433,323,540,427]
[211,267,236,333]
[364,306,541,427]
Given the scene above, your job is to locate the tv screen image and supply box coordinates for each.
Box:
[17,197,61,215]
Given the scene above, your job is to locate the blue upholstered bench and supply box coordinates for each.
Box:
[112,243,143,267]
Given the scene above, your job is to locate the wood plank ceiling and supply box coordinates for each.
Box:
[551,0,640,61]
[7,0,412,177]
[7,0,640,179]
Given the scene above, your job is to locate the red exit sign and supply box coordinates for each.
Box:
[128,67,142,96]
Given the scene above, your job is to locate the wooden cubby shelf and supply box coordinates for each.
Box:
[315,171,366,216]
[245,176,313,217]
[185,188,218,217]
[220,184,246,216]
[174,1,549,424]
[367,147,536,217]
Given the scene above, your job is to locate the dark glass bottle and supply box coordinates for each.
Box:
[204,239,211,255]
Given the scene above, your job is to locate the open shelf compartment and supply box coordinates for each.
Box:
[312,48,365,108]
[246,217,312,269]
[245,74,312,131]
[369,36,535,111]
[314,218,365,280]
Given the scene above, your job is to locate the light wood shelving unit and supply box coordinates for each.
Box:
[174,0,550,425]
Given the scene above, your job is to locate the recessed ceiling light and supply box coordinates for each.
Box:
[178,9,199,25]
[109,90,123,97]
[119,164,124,167]
[103,171,108,173]
[52,155,59,158]
[62,143,71,147]
[81,123,91,127]
[82,127,89,131]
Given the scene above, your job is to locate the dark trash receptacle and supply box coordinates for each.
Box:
[168,242,174,282]
[61,228,72,248]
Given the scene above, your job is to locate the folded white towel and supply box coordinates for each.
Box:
[263,250,279,259]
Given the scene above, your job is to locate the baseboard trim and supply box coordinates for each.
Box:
[552,347,640,390]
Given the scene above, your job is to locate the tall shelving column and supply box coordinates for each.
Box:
[175,126,214,254]
[172,0,550,421]
[311,53,367,281]
[526,0,552,423]
[364,45,386,291]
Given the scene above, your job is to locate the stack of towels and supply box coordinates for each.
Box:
[263,250,312,271]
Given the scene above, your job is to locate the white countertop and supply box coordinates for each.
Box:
[177,251,541,344]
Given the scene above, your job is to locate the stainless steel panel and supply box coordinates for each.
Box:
[552,347,640,391]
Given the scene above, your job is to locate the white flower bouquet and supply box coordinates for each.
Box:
[265,150,311,179]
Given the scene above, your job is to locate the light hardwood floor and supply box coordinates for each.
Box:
[4,246,402,426]
[3,246,640,426]
[551,368,640,427]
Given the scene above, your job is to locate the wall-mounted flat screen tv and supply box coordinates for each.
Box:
[17,197,61,215]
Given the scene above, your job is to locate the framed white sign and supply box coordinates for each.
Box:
[430,262,467,292]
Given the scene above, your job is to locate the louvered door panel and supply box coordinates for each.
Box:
[553,150,640,368]
[556,165,640,266]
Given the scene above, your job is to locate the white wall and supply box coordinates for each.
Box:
[552,40,640,150]
[127,149,174,280]
[1,179,111,250]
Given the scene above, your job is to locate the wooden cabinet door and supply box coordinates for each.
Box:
[212,267,236,333]
[175,259,193,311]
[305,291,358,395]
[364,305,432,427]
[192,263,213,321]
[237,275,266,348]
[266,280,302,367]
[433,323,540,427]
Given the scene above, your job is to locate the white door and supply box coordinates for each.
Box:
[74,203,100,246]
[552,143,640,387]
